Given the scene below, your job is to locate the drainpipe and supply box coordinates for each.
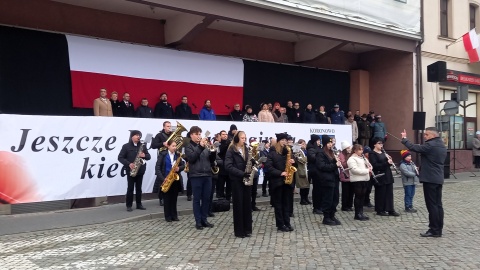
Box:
[415,0,425,146]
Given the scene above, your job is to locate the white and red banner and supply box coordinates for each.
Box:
[462,29,480,63]
[0,114,351,204]
[67,35,244,115]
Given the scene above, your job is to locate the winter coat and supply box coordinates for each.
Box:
[345,120,358,142]
[338,151,350,182]
[135,105,153,118]
[230,110,244,121]
[175,103,193,120]
[303,109,316,123]
[401,137,447,185]
[199,107,216,120]
[224,144,250,183]
[368,151,394,186]
[294,150,309,188]
[473,138,480,156]
[117,140,151,176]
[370,121,387,138]
[154,101,174,119]
[316,111,329,124]
[184,140,216,177]
[358,119,371,139]
[315,149,340,187]
[346,154,370,182]
[306,140,321,177]
[265,146,293,190]
[152,150,185,193]
[258,110,274,122]
[399,161,418,186]
[151,130,170,150]
[242,113,259,122]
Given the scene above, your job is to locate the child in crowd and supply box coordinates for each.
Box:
[399,150,419,213]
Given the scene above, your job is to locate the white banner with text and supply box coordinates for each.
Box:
[0,115,351,204]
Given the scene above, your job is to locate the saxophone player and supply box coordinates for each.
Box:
[151,121,172,207]
[153,141,185,222]
[224,131,253,238]
[265,132,295,232]
[118,130,151,212]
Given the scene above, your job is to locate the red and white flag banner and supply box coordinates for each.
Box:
[67,36,244,115]
[462,29,480,63]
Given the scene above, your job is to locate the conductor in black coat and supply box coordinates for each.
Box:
[316,135,342,226]
[266,132,296,232]
[153,141,185,222]
[225,131,253,238]
[118,130,151,212]
[369,137,400,217]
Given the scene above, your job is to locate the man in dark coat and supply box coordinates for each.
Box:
[230,104,244,121]
[154,92,175,119]
[303,104,316,123]
[216,130,231,200]
[357,114,371,147]
[401,127,447,238]
[117,92,135,117]
[118,130,151,212]
[135,98,153,118]
[175,96,194,120]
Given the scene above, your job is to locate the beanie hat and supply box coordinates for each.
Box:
[321,135,332,146]
[363,146,372,154]
[130,130,142,138]
[340,141,352,150]
[310,134,320,142]
[275,132,288,141]
[401,150,411,159]
[230,124,238,132]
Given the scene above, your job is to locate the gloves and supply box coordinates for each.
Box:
[243,172,250,178]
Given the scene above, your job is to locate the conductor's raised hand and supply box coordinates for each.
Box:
[401,129,407,139]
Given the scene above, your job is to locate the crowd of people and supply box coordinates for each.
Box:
[118,119,447,239]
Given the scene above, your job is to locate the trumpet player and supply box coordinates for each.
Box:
[153,141,185,222]
[347,144,372,221]
[369,137,400,217]
[399,150,418,213]
[266,132,295,232]
[151,121,172,207]
[184,126,216,230]
[224,131,253,238]
[316,135,342,226]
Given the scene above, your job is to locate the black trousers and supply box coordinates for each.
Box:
[262,173,269,194]
[423,182,444,234]
[217,174,231,200]
[475,156,480,168]
[126,174,144,207]
[364,180,374,205]
[163,183,179,221]
[341,181,354,209]
[271,184,292,228]
[231,178,252,236]
[374,183,395,213]
[209,175,218,213]
[186,174,192,197]
[311,172,322,211]
[351,181,367,215]
[251,176,258,208]
[300,186,310,201]
[320,181,339,217]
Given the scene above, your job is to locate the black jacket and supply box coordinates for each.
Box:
[154,101,175,119]
[402,137,447,184]
[315,149,340,187]
[175,103,194,120]
[303,109,316,123]
[218,139,230,175]
[118,140,151,176]
[225,145,249,183]
[369,151,394,185]
[151,130,170,150]
[135,105,153,118]
[152,150,185,193]
[230,110,244,121]
[184,140,216,177]
[117,101,135,117]
[266,146,292,190]
[306,140,321,176]
[316,112,329,124]
[110,100,121,116]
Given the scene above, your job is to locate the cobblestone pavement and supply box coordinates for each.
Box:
[1,180,480,270]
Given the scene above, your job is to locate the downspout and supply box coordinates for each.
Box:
[415,0,425,145]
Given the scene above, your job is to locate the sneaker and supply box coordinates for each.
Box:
[405,208,417,213]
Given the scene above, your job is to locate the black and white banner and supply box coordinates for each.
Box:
[0,115,351,204]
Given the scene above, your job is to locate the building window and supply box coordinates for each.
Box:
[440,0,449,37]
[471,4,479,30]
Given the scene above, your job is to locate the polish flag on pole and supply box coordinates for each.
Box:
[467,47,480,63]
[463,29,479,51]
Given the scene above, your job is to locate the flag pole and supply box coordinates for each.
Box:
[446,37,463,48]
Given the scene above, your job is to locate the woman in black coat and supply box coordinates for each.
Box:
[153,141,185,222]
[307,134,322,214]
[369,137,400,217]
[224,131,252,238]
[265,132,296,232]
[316,135,342,226]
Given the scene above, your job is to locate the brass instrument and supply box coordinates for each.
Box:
[161,154,182,193]
[381,148,400,174]
[284,146,297,184]
[361,154,385,184]
[203,131,219,174]
[159,121,187,152]
[243,142,265,186]
[333,149,350,179]
[130,141,146,177]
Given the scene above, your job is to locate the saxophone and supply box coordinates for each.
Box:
[130,142,146,177]
[284,146,297,184]
[161,154,182,193]
[243,142,258,186]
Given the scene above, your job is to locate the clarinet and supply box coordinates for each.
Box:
[381,148,400,174]
[410,160,420,176]
[361,154,384,184]
[333,149,349,179]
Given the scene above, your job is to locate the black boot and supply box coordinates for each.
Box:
[330,213,341,225]
[322,216,337,226]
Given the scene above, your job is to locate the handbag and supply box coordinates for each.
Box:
[212,198,231,212]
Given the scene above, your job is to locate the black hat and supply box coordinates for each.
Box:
[261,139,269,144]
[230,124,238,131]
[321,135,332,146]
[275,132,288,141]
[245,105,252,110]
[310,134,320,142]
[130,130,142,138]
[363,146,372,154]
[371,137,384,145]
[287,135,293,141]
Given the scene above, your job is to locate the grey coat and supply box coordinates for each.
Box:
[399,161,419,186]
[184,140,215,178]
[402,137,447,185]
[473,138,480,156]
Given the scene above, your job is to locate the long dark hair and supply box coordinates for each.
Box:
[323,144,334,160]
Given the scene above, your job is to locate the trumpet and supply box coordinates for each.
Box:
[361,154,384,184]
[202,131,219,174]
[382,148,400,174]
[333,149,350,179]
